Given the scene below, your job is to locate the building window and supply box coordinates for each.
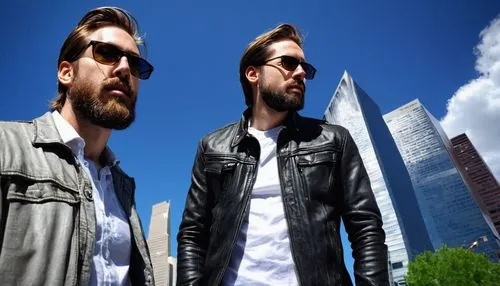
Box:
[392,262,404,269]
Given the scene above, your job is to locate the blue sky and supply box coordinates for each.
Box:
[1,0,499,279]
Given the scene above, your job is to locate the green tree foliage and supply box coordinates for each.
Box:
[406,246,500,286]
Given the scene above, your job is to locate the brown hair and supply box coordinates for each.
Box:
[239,23,303,107]
[50,6,144,111]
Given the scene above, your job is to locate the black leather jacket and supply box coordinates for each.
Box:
[178,110,388,286]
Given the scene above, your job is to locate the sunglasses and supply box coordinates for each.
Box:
[260,55,316,80]
[86,40,154,80]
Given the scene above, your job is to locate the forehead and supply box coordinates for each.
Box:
[88,26,139,55]
[267,39,305,60]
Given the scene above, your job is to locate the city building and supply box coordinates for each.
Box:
[384,99,500,261]
[324,71,433,285]
[451,133,500,236]
[148,201,171,285]
[168,256,177,286]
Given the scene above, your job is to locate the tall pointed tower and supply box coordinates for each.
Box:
[324,71,433,285]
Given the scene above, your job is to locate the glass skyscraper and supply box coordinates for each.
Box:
[384,99,500,261]
[324,71,433,285]
[451,133,500,236]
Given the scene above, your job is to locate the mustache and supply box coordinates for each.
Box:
[289,80,306,93]
[103,78,133,97]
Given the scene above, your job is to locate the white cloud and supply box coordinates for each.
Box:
[441,15,500,182]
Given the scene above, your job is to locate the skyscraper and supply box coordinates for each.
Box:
[168,256,177,286]
[384,100,500,260]
[451,133,500,236]
[324,71,433,285]
[148,201,171,285]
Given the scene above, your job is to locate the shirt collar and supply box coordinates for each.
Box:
[231,108,300,148]
[51,111,119,167]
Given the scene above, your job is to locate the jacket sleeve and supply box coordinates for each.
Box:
[339,130,389,286]
[177,141,211,285]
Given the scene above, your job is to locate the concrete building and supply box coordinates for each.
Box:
[148,201,171,285]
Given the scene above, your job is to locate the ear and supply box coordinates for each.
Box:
[245,66,259,85]
[58,61,74,92]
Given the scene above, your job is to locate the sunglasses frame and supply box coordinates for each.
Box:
[259,55,316,80]
[86,40,154,80]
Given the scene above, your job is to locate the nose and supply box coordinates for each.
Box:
[292,64,306,81]
[113,56,131,79]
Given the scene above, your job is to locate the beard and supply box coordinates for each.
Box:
[69,75,136,130]
[260,78,305,112]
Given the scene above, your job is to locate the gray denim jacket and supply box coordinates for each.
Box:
[0,112,154,286]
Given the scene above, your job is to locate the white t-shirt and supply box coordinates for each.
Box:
[223,125,299,286]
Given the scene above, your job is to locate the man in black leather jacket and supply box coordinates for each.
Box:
[177,23,388,286]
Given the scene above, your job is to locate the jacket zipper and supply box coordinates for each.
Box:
[276,131,304,285]
[214,160,258,285]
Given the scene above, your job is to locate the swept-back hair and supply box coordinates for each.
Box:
[239,23,303,107]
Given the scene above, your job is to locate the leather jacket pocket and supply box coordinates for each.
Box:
[203,156,239,231]
[204,159,238,200]
[296,150,338,203]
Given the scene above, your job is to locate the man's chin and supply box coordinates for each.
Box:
[269,103,303,113]
[93,117,134,130]
[261,90,304,112]
[88,107,135,130]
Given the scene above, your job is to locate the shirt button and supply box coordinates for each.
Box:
[85,187,93,200]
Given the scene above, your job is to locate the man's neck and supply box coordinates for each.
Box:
[250,103,288,131]
[60,105,111,167]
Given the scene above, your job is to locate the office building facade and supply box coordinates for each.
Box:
[324,71,433,285]
[384,100,500,261]
[451,133,500,236]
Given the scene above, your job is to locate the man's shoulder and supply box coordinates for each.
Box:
[201,120,240,143]
[0,118,34,128]
[0,119,38,173]
[0,119,35,143]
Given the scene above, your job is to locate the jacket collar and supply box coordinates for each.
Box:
[231,108,300,148]
[32,112,65,145]
[32,111,119,167]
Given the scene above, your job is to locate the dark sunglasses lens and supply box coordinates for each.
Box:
[130,57,153,80]
[302,63,316,79]
[281,56,300,71]
[126,56,142,78]
[93,43,121,64]
[139,60,154,79]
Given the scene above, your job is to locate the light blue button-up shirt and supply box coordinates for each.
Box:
[52,111,131,285]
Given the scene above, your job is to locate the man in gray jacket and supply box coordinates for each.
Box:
[0,7,155,285]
